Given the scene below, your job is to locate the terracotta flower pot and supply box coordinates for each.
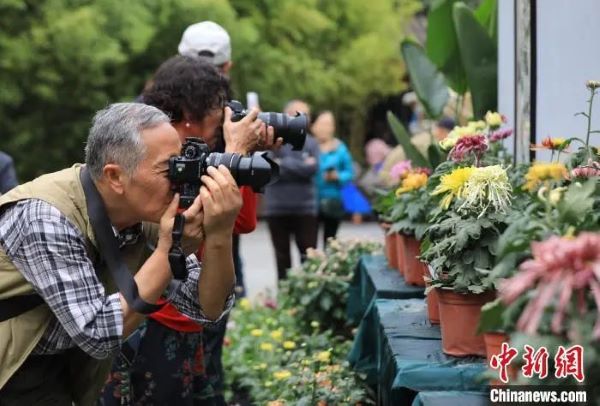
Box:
[380,223,399,269]
[484,332,516,385]
[395,233,406,276]
[425,283,440,325]
[402,236,427,286]
[437,290,496,357]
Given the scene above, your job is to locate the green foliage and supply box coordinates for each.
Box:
[0,0,420,180]
[279,239,381,337]
[389,187,433,240]
[223,237,381,404]
[387,111,432,168]
[372,188,398,223]
[425,0,467,93]
[453,2,497,118]
[401,39,449,118]
[422,209,508,293]
[223,298,374,405]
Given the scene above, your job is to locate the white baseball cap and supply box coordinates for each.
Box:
[178,21,231,66]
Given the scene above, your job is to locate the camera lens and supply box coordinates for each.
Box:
[258,112,308,151]
[205,152,279,192]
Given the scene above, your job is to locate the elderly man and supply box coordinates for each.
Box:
[0,102,240,405]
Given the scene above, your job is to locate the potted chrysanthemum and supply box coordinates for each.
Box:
[421,162,513,356]
[389,167,431,284]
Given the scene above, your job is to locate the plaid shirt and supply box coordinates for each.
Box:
[0,199,233,359]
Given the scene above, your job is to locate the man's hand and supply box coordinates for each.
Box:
[223,107,281,154]
[199,165,242,238]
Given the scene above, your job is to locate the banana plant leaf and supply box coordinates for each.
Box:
[386,111,431,169]
[426,0,467,94]
[475,0,498,43]
[401,39,449,119]
[453,2,497,119]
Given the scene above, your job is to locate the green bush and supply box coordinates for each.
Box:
[279,239,381,336]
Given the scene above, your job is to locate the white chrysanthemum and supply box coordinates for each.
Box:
[459,165,512,216]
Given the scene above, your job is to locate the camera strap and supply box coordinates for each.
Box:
[80,167,164,314]
[168,213,188,280]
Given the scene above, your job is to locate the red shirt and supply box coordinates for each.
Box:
[148,186,257,332]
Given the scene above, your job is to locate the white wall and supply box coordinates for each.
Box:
[497,0,516,158]
[536,0,600,159]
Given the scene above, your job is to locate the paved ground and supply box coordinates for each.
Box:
[239,220,383,300]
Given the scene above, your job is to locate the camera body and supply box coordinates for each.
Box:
[169,138,279,208]
[227,100,308,151]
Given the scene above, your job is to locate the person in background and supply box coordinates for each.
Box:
[357,138,392,198]
[0,151,18,194]
[263,100,320,281]
[312,110,354,248]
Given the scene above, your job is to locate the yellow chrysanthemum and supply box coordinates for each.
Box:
[395,172,428,196]
[431,167,475,210]
[315,351,331,363]
[273,370,292,380]
[239,298,251,311]
[283,341,296,350]
[270,329,283,341]
[310,321,320,328]
[485,111,503,127]
[250,329,263,337]
[260,342,274,351]
[467,120,487,132]
[523,163,567,191]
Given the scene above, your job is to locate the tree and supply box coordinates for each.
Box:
[0,0,419,180]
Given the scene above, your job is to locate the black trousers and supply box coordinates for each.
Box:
[0,354,71,406]
[319,213,341,248]
[266,214,318,280]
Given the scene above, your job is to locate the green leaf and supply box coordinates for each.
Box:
[474,0,498,43]
[558,180,597,225]
[425,0,467,93]
[387,111,431,168]
[427,143,445,168]
[453,2,498,118]
[401,39,450,118]
[477,298,506,334]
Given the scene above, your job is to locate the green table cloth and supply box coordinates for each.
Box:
[349,298,488,405]
[346,254,424,325]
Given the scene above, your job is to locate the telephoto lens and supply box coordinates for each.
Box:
[169,138,280,208]
[227,100,308,150]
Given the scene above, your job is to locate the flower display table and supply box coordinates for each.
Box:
[346,254,424,325]
[347,254,490,405]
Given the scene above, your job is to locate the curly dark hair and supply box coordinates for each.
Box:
[142,55,230,123]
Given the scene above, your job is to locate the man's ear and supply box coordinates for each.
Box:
[102,164,126,195]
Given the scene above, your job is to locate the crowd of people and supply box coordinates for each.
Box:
[0,19,451,405]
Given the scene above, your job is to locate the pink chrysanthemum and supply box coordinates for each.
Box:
[389,160,412,183]
[489,128,513,143]
[449,134,489,162]
[571,159,600,178]
[499,233,600,338]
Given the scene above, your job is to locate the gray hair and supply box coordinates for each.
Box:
[85,103,170,180]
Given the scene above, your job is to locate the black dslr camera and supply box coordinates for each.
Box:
[168,138,279,208]
[227,100,308,150]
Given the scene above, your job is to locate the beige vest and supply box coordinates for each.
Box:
[0,164,158,404]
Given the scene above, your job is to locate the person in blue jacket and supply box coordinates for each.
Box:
[311,110,354,247]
